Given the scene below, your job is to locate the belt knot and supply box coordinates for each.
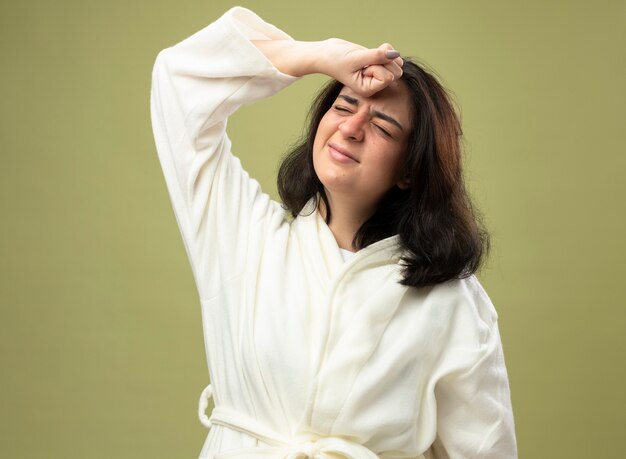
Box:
[198,383,380,458]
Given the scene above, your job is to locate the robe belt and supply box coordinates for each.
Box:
[198,384,380,459]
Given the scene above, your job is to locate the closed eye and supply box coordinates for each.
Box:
[374,124,392,137]
[335,105,393,138]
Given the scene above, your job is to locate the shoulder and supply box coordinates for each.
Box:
[448,274,498,327]
[408,275,498,347]
[416,274,497,320]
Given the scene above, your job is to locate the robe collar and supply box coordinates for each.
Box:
[293,197,403,284]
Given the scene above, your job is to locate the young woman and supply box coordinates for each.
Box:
[151,6,517,459]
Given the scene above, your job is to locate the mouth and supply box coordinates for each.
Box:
[328,143,359,163]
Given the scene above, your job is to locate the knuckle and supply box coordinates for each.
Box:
[362,87,376,97]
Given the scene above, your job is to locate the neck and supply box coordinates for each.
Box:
[318,192,376,252]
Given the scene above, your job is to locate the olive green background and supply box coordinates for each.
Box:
[1,0,624,457]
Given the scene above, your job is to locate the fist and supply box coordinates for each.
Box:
[320,39,404,96]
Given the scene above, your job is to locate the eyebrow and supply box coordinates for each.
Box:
[337,94,405,132]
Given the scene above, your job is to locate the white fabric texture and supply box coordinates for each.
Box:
[339,249,356,263]
[150,6,517,459]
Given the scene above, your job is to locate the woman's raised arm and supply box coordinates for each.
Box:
[150,6,403,300]
[150,7,301,299]
[251,38,404,96]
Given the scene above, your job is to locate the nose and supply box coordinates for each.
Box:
[338,111,367,142]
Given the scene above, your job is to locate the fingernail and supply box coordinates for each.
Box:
[385,50,400,59]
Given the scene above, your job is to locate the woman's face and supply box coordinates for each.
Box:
[312,82,412,214]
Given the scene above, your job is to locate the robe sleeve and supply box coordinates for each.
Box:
[150,7,300,299]
[425,281,518,459]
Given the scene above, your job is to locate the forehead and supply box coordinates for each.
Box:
[338,83,411,123]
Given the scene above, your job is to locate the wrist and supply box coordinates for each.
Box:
[252,39,327,77]
[293,40,328,76]
[274,40,327,77]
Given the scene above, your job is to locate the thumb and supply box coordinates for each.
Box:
[354,43,400,68]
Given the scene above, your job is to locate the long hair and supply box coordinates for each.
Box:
[277,58,490,288]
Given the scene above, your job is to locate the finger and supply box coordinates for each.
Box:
[383,60,403,81]
[360,64,396,95]
[379,43,404,71]
[379,44,403,81]
[365,60,402,83]
[353,42,402,69]
[379,43,404,67]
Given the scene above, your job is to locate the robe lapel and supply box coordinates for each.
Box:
[300,232,407,434]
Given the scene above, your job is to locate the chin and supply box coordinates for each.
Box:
[314,161,351,191]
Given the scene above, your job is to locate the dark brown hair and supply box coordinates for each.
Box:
[278,58,489,288]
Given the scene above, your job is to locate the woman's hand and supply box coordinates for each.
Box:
[316,38,404,97]
[252,38,403,97]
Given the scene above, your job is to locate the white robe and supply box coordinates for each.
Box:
[150,7,517,459]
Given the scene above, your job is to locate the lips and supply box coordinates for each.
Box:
[328,143,359,163]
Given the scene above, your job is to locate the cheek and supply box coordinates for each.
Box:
[368,149,407,189]
[312,131,323,169]
[312,135,325,180]
[314,114,333,145]
[372,145,404,175]
[312,114,335,164]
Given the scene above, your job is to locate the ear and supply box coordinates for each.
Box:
[396,175,410,190]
